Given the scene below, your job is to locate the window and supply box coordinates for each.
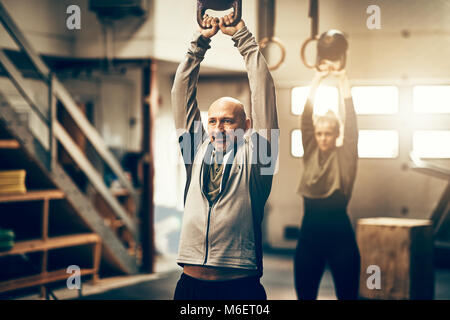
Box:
[358,130,399,158]
[291,130,304,157]
[413,131,450,158]
[413,86,450,114]
[291,86,339,116]
[351,86,398,114]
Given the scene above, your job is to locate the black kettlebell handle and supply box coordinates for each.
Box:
[197,0,242,29]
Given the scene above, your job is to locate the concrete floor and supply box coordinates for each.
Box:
[74,252,335,300]
[9,251,450,300]
[68,252,450,300]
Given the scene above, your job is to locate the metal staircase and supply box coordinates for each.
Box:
[0,2,141,295]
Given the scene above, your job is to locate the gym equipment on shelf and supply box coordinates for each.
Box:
[0,228,14,252]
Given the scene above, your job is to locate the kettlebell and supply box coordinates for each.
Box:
[301,29,348,71]
[197,0,242,29]
[317,29,348,70]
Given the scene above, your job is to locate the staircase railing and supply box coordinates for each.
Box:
[0,2,138,236]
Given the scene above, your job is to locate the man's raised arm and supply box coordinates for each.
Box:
[225,22,278,143]
[219,16,278,176]
[171,33,209,135]
[171,17,219,163]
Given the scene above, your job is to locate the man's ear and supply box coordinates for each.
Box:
[245,117,251,131]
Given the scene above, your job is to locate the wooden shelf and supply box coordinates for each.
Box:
[0,140,20,149]
[0,189,65,203]
[0,268,96,294]
[0,233,101,258]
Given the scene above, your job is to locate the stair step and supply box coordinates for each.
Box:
[0,139,20,149]
[0,189,65,203]
[0,268,96,293]
[111,188,131,197]
[0,233,101,257]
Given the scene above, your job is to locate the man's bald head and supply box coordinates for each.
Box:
[207,97,251,152]
[208,97,247,128]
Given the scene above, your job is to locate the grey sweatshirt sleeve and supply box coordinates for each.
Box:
[171,32,211,137]
[232,26,279,143]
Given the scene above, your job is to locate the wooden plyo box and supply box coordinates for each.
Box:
[357,218,434,300]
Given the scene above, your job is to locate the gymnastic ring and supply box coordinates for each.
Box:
[300,36,319,69]
[258,37,286,71]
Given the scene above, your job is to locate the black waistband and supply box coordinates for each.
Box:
[180,272,260,285]
[304,190,348,212]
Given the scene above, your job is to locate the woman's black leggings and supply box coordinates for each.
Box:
[294,191,360,300]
